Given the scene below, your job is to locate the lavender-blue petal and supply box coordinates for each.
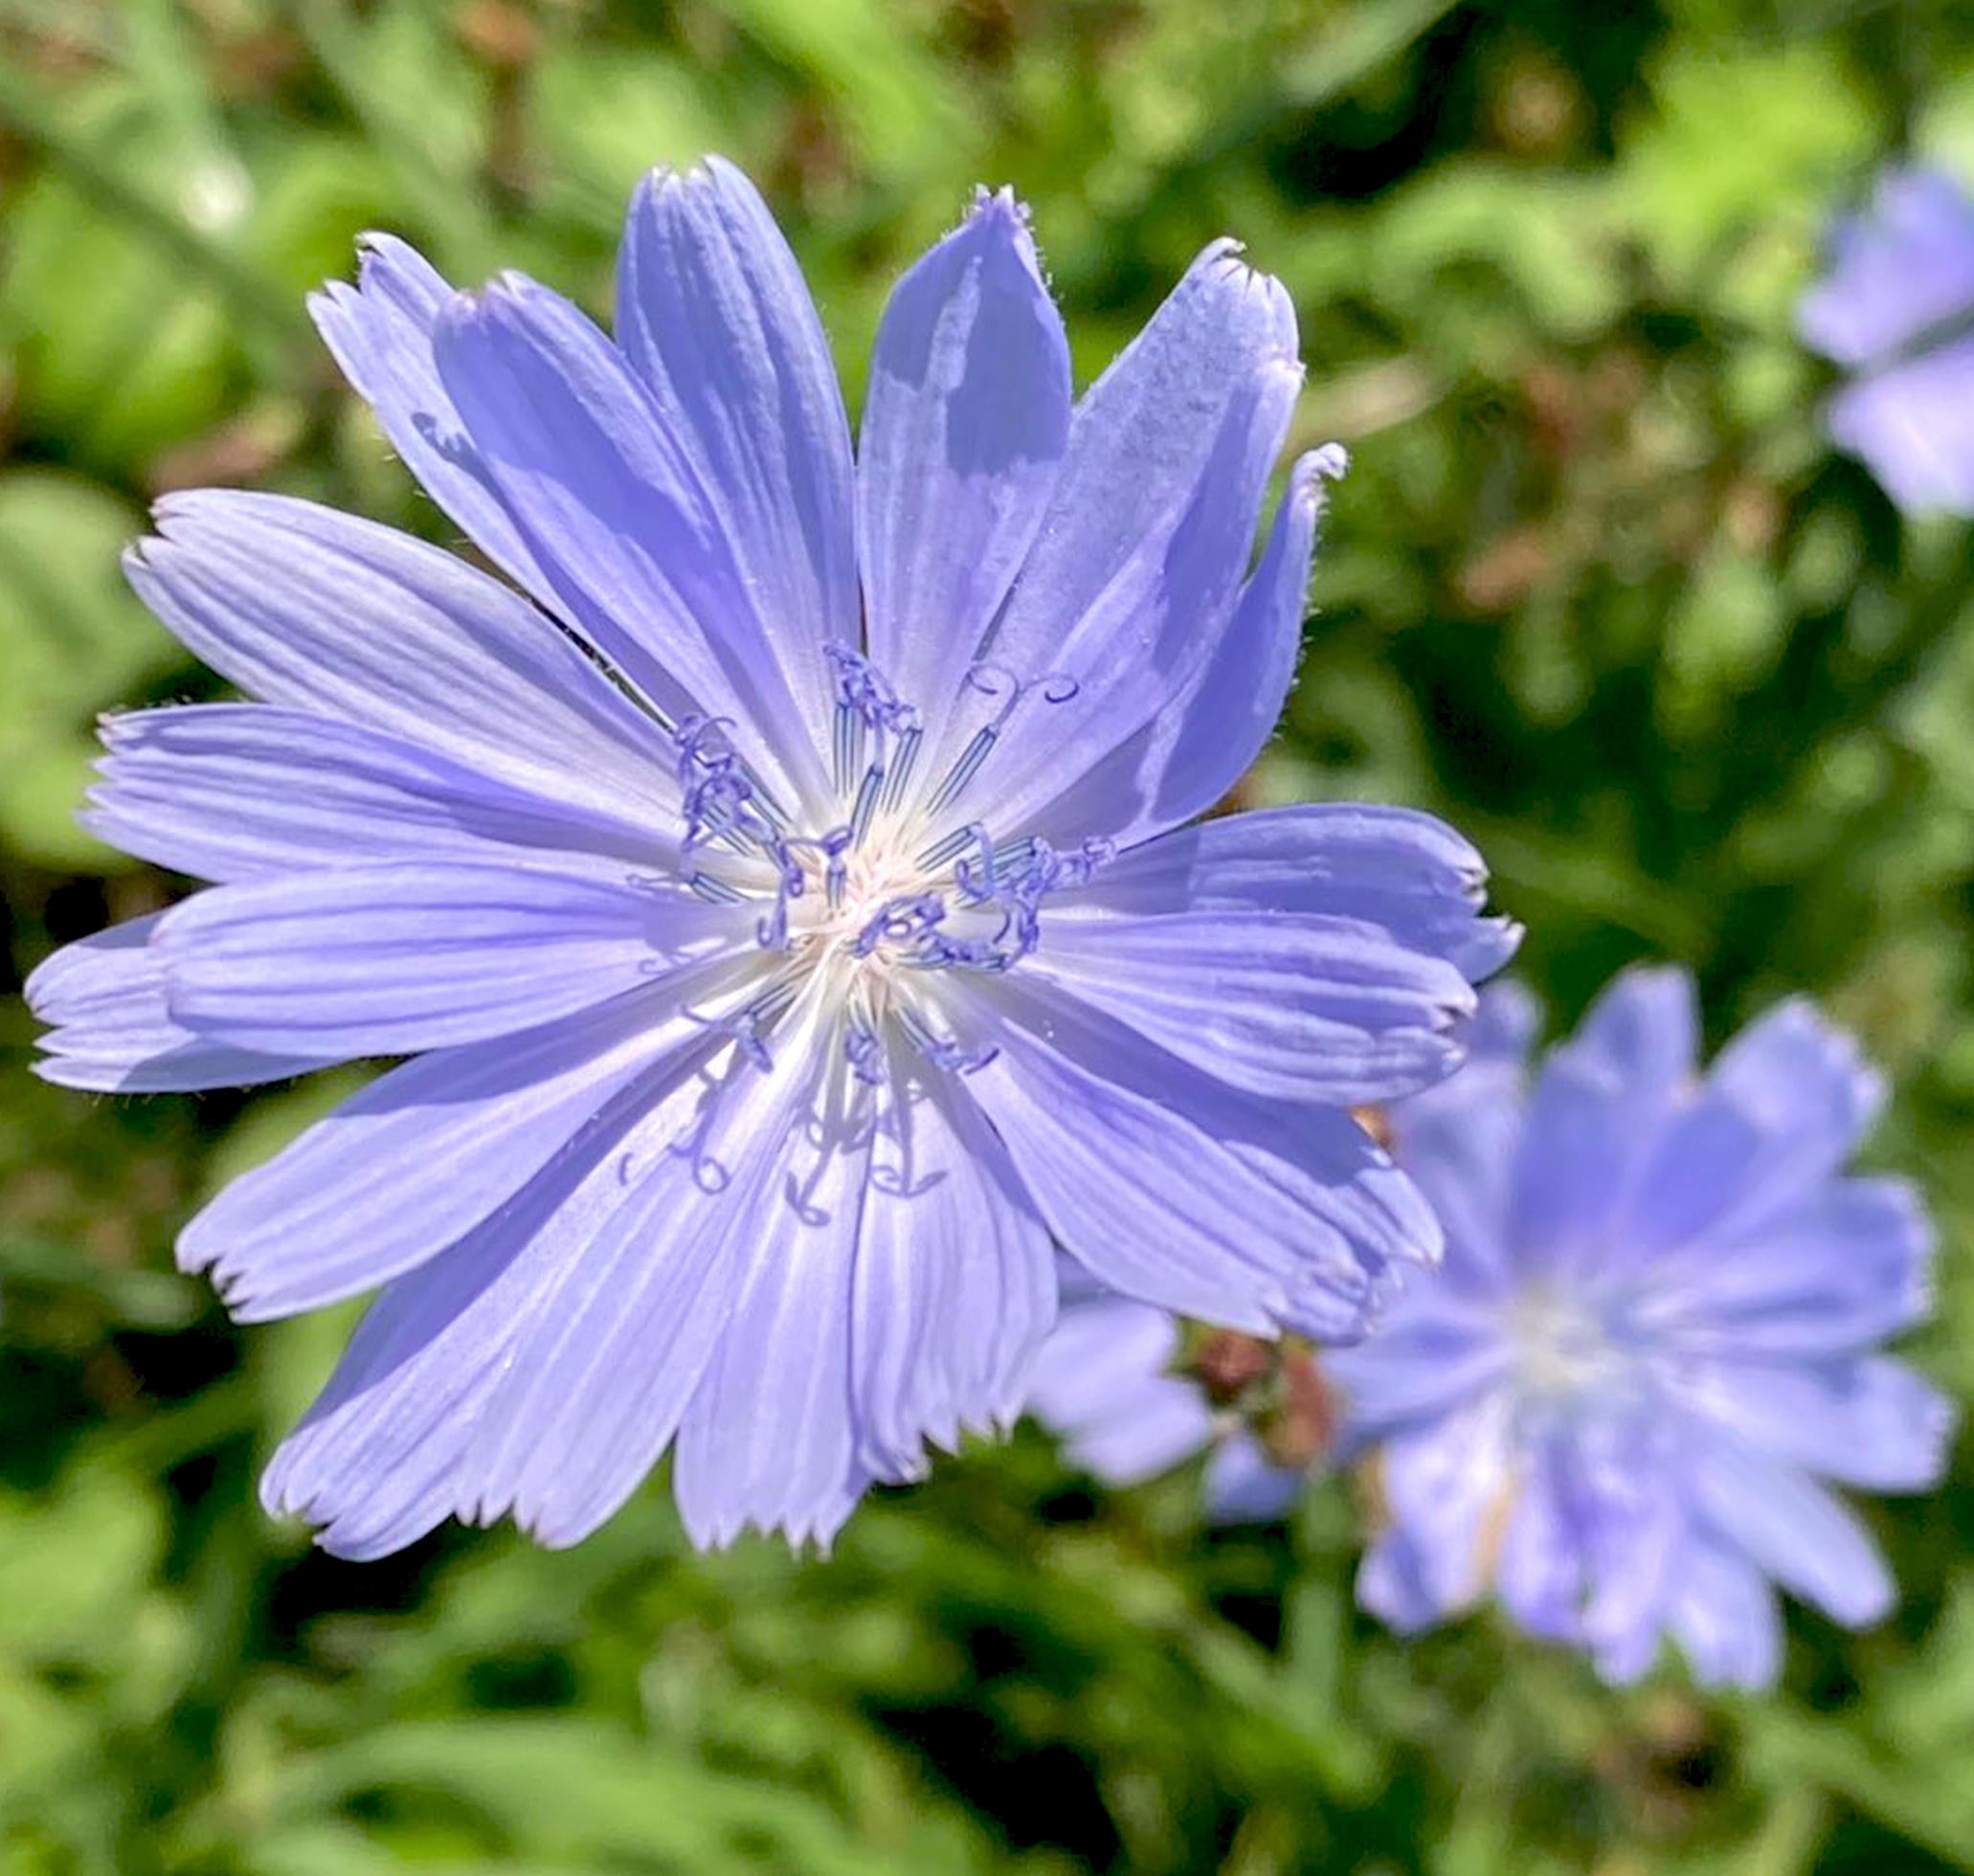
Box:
[1029,909,1472,1104]
[470,1000,878,1550]
[1629,1177,1933,1357]
[976,356,1302,847]
[1505,965,1697,1274]
[1664,1534,1783,1690]
[1201,1434,1305,1524]
[966,979,1436,1337]
[1492,1431,1588,1643]
[1026,1294,1213,1485]
[1826,335,1974,517]
[309,233,556,597]
[849,1074,1056,1478]
[1626,997,1882,1257]
[668,1059,873,1550]
[670,1057,1056,1551]
[1327,1306,1507,1446]
[1061,803,1509,978]
[26,913,332,1093]
[1564,1413,1688,1681]
[179,984,738,1322]
[1798,168,1974,368]
[89,704,680,882]
[123,492,675,826]
[433,278,828,806]
[858,189,1069,747]
[1357,1530,1443,1633]
[1103,447,1338,846]
[1684,1355,1953,1493]
[616,159,860,685]
[1685,1437,1894,1628]
[262,1034,720,1557]
[1451,978,1542,1072]
[986,239,1297,685]
[153,860,752,1058]
[1361,1391,1516,1622]
[1381,980,1538,1286]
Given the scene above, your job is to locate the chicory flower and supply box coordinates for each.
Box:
[1334,971,1951,1686]
[28,162,1511,1554]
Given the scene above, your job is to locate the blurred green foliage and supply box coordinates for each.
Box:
[4,0,1974,1870]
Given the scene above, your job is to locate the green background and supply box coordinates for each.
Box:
[4,0,1974,1869]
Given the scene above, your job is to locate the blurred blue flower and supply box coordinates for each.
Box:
[1800,166,1974,515]
[26,161,1512,1554]
[1025,1259,1311,1523]
[1334,969,1952,1687]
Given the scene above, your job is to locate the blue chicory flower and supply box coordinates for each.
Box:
[25,161,1514,1555]
[1799,165,1974,515]
[1333,969,1952,1687]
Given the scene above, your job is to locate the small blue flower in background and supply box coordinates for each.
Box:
[1800,166,1974,515]
[26,160,1514,1554]
[1026,1258,1314,1524]
[1335,968,1953,1688]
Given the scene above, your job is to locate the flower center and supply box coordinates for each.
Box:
[665,648,1106,1082]
[1506,1284,1627,1399]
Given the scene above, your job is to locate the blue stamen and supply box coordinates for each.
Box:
[675,710,789,855]
[879,723,922,815]
[914,933,1012,972]
[915,823,977,872]
[923,663,1083,819]
[924,726,997,818]
[962,660,1023,725]
[832,698,863,797]
[686,871,747,904]
[816,822,853,910]
[825,645,919,770]
[731,1015,774,1072]
[953,824,998,903]
[674,713,737,780]
[896,1003,998,1073]
[851,892,948,958]
[913,833,1114,974]
[844,1023,886,1084]
[683,767,758,851]
[742,771,793,835]
[705,977,798,1073]
[849,761,886,845]
[753,843,806,949]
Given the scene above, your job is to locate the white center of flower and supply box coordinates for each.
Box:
[672,648,1105,1080]
[1506,1284,1626,1399]
[797,840,935,952]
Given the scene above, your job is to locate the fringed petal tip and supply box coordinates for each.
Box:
[674,1491,865,1557]
[1284,1230,1443,1347]
[305,231,435,323]
[1296,440,1351,494]
[1459,916,1524,985]
[351,228,428,271]
[632,152,771,209]
[969,181,1020,214]
[636,157,715,200]
[1197,237,1297,345]
[854,1391,1027,1487]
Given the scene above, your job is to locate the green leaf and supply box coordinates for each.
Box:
[0,470,182,868]
[0,1461,165,1665]
[1613,38,1873,317]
